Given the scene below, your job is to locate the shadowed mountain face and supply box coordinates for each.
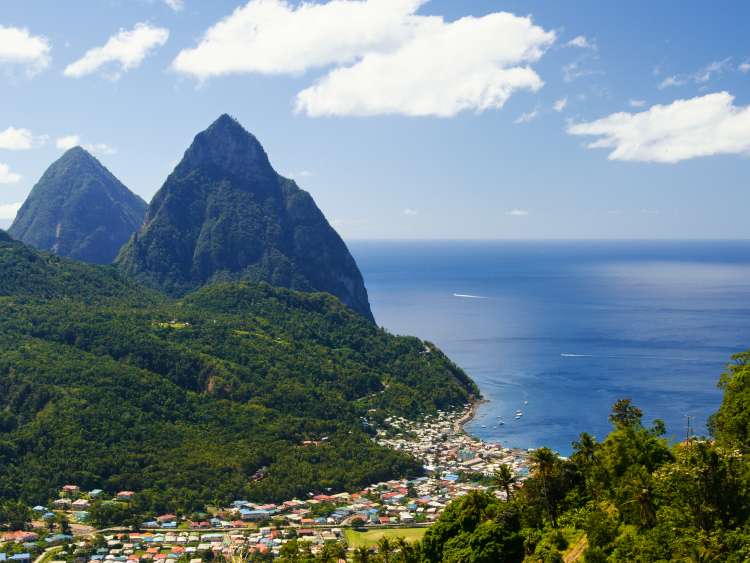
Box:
[8,147,146,265]
[116,114,374,321]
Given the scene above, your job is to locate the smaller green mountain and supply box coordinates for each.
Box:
[116,114,374,321]
[0,234,478,508]
[9,147,146,265]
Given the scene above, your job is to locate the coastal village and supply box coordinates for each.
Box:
[0,407,533,560]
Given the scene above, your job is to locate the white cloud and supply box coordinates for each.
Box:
[514,107,539,124]
[658,58,733,89]
[506,209,528,216]
[566,35,595,49]
[553,97,567,112]
[0,163,21,184]
[739,62,750,74]
[84,143,117,155]
[562,60,595,83]
[567,91,750,163]
[172,0,426,77]
[55,136,115,155]
[164,0,184,11]
[403,208,418,216]
[693,58,732,82]
[628,99,646,108]
[173,0,555,117]
[0,25,51,75]
[296,12,554,117]
[0,201,22,220]
[56,135,81,150]
[658,75,685,89]
[64,23,169,79]
[0,127,35,150]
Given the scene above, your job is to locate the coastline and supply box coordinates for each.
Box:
[453,398,488,435]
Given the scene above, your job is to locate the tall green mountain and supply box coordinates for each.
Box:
[116,115,374,321]
[8,147,146,265]
[0,232,478,507]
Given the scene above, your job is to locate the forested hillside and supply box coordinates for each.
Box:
[0,233,478,510]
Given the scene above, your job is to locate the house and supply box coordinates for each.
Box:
[116,492,135,501]
[3,532,38,543]
[9,555,31,562]
[61,485,80,497]
[71,499,90,510]
[90,489,104,498]
[156,514,176,524]
[52,498,72,509]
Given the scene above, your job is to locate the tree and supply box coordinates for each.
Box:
[493,464,516,501]
[530,447,560,528]
[0,501,31,531]
[609,399,643,428]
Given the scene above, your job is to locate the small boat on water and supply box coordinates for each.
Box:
[524,400,528,405]
[515,410,523,416]
[498,421,505,425]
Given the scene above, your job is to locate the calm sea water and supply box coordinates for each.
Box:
[348,240,750,454]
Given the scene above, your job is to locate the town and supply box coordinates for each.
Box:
[1,407,533,561]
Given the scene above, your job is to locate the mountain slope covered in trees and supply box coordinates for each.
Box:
[9,147,146,265]
[0,233,478,509]
[116,114,374,321]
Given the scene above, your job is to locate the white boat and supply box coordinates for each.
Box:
[515,410,523,416]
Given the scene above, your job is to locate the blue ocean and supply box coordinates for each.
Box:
[348,240,750,455]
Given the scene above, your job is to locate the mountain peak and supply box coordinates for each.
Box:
[118,115,375,321]
[8,149,146,265]
[180,114,273,180]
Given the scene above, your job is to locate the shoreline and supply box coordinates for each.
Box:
[453,398,488,435]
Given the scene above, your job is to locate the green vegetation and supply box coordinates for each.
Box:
[8,146,146,265]
[0,234,477,511]
[344,527,428,548]
[116,114,374,320]
[411,364,750,562]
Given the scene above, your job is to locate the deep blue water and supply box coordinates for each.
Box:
[348,240,750,455]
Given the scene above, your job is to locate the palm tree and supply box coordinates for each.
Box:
[530,447,559,528]
[377,537,394,563]
[352,547,370,563]
[494,464,516,501]
[573,432,602,499]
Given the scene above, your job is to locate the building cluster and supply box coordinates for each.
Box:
[374,409,532,485]
[1,406,535,561]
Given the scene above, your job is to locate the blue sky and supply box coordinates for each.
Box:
[1,0,749,238]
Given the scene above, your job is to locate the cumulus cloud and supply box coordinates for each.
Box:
[164,0,184,10]
[567,91,750,163]
[64,23,169,79]
[173,0,555,117]
[296,12,554,117]
[553,97,567,112]
[0,163,21,184]
[56,135,81,150]
[0,127,41,150]
[173,0,425,77]
[0,201,22,220]
[506,209,529,216]
[566,35,595,49]
[0,25,51,75]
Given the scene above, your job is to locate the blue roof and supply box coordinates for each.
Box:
[10,555,31,561]
[0,554,6,562]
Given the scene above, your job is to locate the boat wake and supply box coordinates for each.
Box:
[560,353,594,357]
[453,293,489,299]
